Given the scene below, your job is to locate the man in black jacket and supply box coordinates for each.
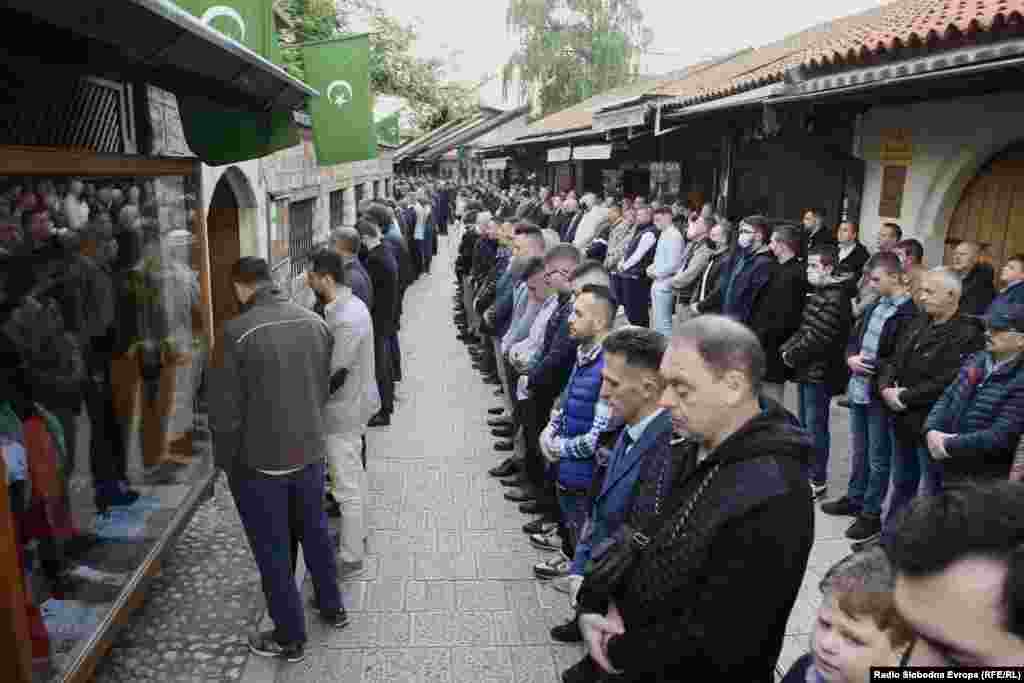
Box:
[781,244,853,500]
[330,228,373,310]
[801,207,836,259]
[356,220,398,427]
[573,315,813,683]
[751,224,806,404]
[876,267,984,543]
[951,240,996,316]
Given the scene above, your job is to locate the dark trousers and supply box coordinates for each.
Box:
[230,462,342,645]
[83,355,128,485]
[520,392,558,513]
[374,333,395,416]
[416,238,432,274]
[389,333,402,383]
[620,276,652,328]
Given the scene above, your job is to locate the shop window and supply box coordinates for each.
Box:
[289,197,315,278]
[0,164,210,681]
[329,189,345,230]
[267,197,289,267]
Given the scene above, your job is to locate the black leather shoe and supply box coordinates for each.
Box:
[367,412,391,427]
[500,476,526,487]
[488,407,506,415]
[550,618,582,643]
[494,440,515,452]
[487,417,514,428]
[489,458,520,477]
[491,427,515,438]
[483,375,502,385]
[523,517,556,534]
[561,656,602,683]
[504,488,536,502]
[493,388,505,396]
[519,500,543,514]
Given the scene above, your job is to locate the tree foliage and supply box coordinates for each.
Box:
[503,0,652,118]
[280,0,480,136]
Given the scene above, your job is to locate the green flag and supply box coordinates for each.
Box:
[375,112,400,147]
[302,34,377,166]
[173,0,298,164]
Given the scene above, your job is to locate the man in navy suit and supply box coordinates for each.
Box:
[538,326,673,644]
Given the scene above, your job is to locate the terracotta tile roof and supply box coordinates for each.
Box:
[522,63,709,136]
[656,0,1024,107]
[801,0,1024,71]
[655,3,896,104]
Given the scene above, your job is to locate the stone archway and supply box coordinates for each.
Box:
[207,167,254,335]
[944,143,1024,270]
[917,132,1024,264]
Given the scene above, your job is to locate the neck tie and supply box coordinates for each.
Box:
[609,430,634,481]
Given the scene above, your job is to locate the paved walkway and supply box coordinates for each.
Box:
[97,234,856,682]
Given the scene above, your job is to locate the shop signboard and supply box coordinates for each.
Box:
[592,105,646,133]
[572,144,612,161]
[548,147,572,163]
[484,158,509,170]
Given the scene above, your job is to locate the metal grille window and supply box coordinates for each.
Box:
[289,198,315,278]
[373,180,380,198]
[355,184,365,205]
[329,189,345,230]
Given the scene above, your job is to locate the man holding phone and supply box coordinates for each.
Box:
[822,252,917,547]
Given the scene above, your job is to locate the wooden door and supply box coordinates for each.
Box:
[945,144,1024,273]
[207,180,241,337]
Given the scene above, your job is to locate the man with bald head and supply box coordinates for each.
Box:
[876,267,984,548]
[951,241,996,316]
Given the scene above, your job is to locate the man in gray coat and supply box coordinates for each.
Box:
[209,257,347,664]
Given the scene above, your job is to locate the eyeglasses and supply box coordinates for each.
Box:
[544,268,572,280]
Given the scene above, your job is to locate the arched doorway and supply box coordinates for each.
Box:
[208,175,242,335]
[945,143,1024,274]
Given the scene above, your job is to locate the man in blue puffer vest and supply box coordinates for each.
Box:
[535,284,617,573]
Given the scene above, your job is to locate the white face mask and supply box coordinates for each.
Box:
[737,233,754,249]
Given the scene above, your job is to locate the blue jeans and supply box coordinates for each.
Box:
[557,485,590,558]
[229,462,342,644]
[798,382,831,485]
[847,401,893,517]
[651,286,675,337]
[884,426,942,539]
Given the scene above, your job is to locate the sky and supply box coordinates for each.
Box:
[357,0,889,110]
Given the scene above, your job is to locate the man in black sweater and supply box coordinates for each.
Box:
[572,315,813,682]
[356,220,399,427]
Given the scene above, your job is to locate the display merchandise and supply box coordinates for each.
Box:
[0,171,212,681]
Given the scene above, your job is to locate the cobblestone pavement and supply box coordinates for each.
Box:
[92,476,264,682]
[92,235,856,682]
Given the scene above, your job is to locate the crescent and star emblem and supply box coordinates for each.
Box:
[200,6,247,44]
[326,80,354,109]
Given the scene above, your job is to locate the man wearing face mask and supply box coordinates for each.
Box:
[781,245,854,500]
[695,215,774,325]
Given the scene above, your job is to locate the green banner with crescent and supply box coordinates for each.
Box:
[302,34,377,166]
[173,0,298,164]
[375,112,401,147]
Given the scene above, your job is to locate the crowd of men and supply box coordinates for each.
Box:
[448,178,1024,679]
[206,179,459,662]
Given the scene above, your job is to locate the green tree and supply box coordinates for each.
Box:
[280,0,480,136]
[503,0,652,117]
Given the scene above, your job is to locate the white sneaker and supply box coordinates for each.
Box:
[533,552,570,580]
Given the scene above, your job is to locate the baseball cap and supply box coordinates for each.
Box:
[983,302,1024,332]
